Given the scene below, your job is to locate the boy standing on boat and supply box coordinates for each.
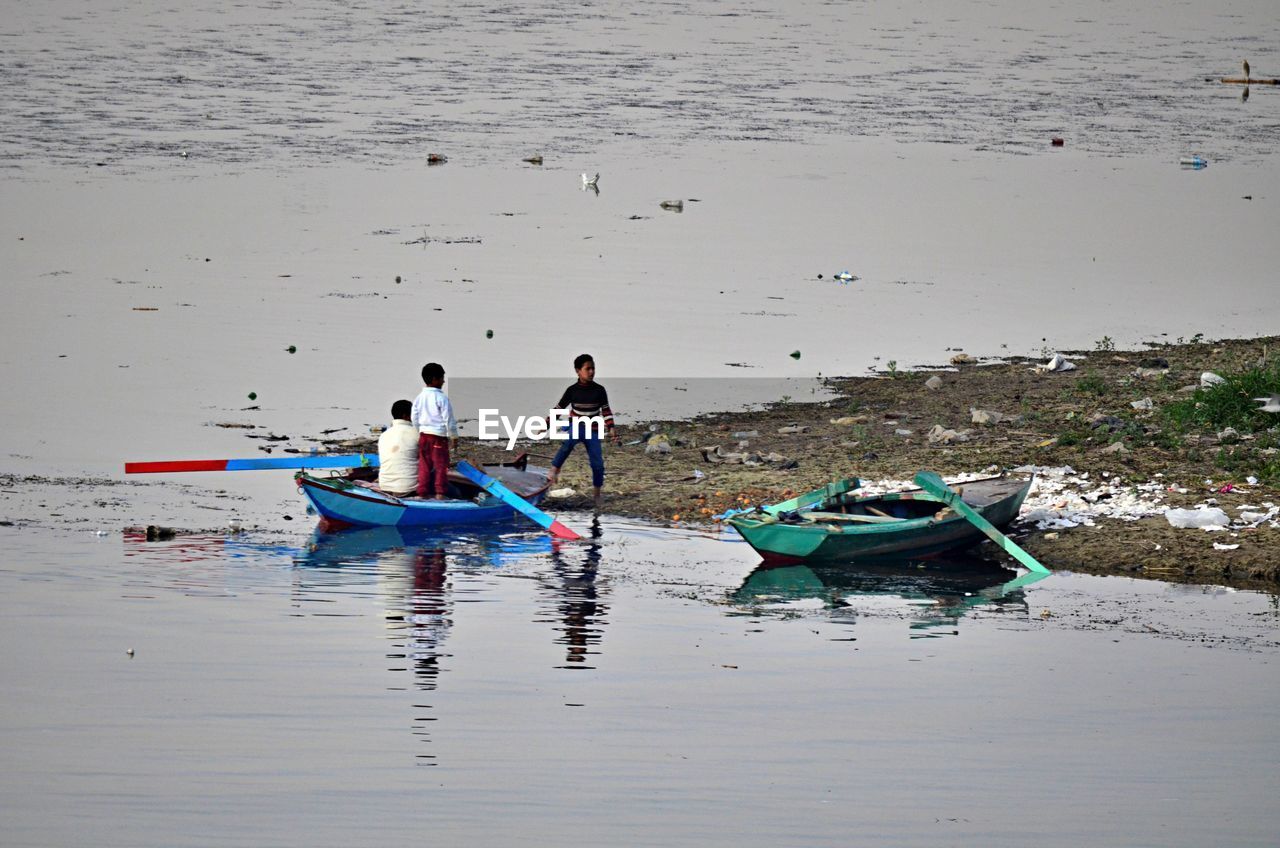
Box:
[412,363,458,500]
[377,399,419,496]
[548,353,620,508]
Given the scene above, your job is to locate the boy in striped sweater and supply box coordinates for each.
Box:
[548,353,620,508]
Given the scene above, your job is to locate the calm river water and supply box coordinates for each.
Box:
[1,519,1278,846]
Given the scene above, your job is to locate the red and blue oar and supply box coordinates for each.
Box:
[125,454,378,474]
[455,460,581,541]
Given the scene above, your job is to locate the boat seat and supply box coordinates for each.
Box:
[800,512,906,524]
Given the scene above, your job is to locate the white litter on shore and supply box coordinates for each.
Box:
[831,466,1277,534]
[1165,507,1230,530]
[1014,465,1170,529]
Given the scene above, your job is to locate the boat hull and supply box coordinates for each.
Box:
[297,468,549,529]
[727,476,1032,564]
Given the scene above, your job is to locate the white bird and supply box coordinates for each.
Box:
[1253,394,1280,413]
[581,172,599,188]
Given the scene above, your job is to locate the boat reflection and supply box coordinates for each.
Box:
[733,555,1047,636]
[536,517,609,669]
[293,525,555,764]
[294,524,556,571]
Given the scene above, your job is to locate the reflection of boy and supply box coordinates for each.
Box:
[377,399,418,496]
[548,353,620,507]
[412,363,458,500]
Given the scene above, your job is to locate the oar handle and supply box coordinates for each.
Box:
[125,454,377,473]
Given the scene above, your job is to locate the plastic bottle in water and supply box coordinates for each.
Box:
[1179,156,1208,169]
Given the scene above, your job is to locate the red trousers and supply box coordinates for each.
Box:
[417,433,451,498]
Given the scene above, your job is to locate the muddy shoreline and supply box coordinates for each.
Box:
[441,336,1279,589]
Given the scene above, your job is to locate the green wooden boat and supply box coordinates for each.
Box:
[725,474,1033,564]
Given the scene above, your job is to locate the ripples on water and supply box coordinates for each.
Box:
[4,0,1276,172]
[2,519,1276,844]
[287,521,612,761]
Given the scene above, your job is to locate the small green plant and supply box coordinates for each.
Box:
[1094,335,1116,353]
[1056,431,1080,447]
[1076,369,1107,396]
[1163,361,1280,434]
[886,360,899,378]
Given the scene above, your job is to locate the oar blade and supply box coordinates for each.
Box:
[914,471,1049,575]
[455,461,582,541]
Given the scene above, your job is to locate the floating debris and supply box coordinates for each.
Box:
[659,200,684,211]
[427,153,448,165]
[789,350,801,360]
[523,155,544,165]
[248,392,257,401]
[285,345,296,354]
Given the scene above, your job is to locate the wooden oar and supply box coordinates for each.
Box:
[455,461,581,541]
[913,471,1049,575]
[125,454,377,473]
[765,477,861,515]
[717,477,861,520]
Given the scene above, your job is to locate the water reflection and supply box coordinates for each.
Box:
[536,517,610,670]
[294,525,554,763]
[732,555,1045,637]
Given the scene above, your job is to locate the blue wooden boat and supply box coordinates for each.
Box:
[295,461,552,530]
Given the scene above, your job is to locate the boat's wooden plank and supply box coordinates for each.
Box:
[800,512,905,524]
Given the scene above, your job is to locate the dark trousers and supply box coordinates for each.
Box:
[417,433,450,497]
[552,434,604,489]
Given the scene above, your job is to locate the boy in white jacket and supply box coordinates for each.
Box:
[411,362,458,499]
